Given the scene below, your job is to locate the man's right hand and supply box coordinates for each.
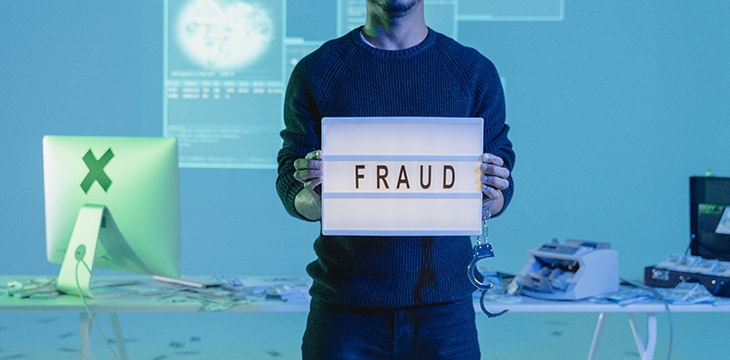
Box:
[293,150,323,220]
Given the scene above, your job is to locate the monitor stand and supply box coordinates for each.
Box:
[56,204,134,298]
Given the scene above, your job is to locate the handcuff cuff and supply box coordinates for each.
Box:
[467,201,509,318]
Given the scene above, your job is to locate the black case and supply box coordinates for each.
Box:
[689,176,730,261]
[643,177,730,297]
[644,265,730,297]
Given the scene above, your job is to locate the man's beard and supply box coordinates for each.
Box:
[374,0,422,17]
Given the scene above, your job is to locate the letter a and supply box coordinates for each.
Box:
[397,165,410,189]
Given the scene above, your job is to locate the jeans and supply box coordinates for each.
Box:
[302,296,480,360]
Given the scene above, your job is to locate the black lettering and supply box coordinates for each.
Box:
[397,165,410,189]
[377,165,389,189]
[355,164,365,189]
[420,165,432,189]
[443,165,455,189]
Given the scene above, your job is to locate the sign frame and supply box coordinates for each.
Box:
[321,117,484,236]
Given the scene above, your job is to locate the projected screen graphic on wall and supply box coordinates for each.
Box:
[163,0,562,169]
[164,0,286,168]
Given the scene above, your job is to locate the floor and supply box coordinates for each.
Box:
[1,309,727,359]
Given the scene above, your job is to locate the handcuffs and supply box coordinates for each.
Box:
[467,202,508,318]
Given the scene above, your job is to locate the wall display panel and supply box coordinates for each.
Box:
[163,0,561,168]
[164,0,285,168]
[458,0,564,21]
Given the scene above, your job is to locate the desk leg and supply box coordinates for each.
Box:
[628,313,657,360]
[109,313,128,360]
[78,312,93,360]
[587,312,607,360]
[77,312,128,360]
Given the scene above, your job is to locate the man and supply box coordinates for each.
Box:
[276,0,514,358]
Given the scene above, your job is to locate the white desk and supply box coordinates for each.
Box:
[0,275,311,313]
[482,293,730,360]
[0,275,311,360]
[3,275,729,360]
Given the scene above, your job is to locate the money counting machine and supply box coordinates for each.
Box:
[517,239,619,300]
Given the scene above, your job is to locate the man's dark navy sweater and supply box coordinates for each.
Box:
[277,28,515,308]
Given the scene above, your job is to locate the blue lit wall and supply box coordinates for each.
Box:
[1,1,729,359]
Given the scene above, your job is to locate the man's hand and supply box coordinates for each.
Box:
[293,150,323,220]
[480,153,510,215]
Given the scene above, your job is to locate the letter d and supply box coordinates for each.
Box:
[443,165,455,189]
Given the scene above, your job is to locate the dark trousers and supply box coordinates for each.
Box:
[302,296,481,360]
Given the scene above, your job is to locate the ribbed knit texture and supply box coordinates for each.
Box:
[276,28,515,307]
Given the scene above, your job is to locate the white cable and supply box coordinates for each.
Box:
[620,278,673,360]
[75,259,123,360]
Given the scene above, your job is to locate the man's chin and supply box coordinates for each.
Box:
[373,0,422,17]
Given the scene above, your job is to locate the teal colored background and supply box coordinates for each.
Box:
[1,1,729,359]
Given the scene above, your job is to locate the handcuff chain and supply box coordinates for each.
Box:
[468,205,508,318]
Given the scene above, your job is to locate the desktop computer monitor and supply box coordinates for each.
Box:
[43,135,181,297]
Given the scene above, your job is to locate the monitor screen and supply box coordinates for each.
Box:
[690,176,730,261]
[42,136,181,285]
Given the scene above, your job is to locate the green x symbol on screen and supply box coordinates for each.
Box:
[80,148,114,194]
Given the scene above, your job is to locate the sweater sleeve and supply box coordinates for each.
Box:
[476,58,515,217]
[434,38,515,216]
[276,61,322,222]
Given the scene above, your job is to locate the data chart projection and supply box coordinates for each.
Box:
[163,0,563,168]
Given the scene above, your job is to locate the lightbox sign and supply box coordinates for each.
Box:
[321,117,483,236]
